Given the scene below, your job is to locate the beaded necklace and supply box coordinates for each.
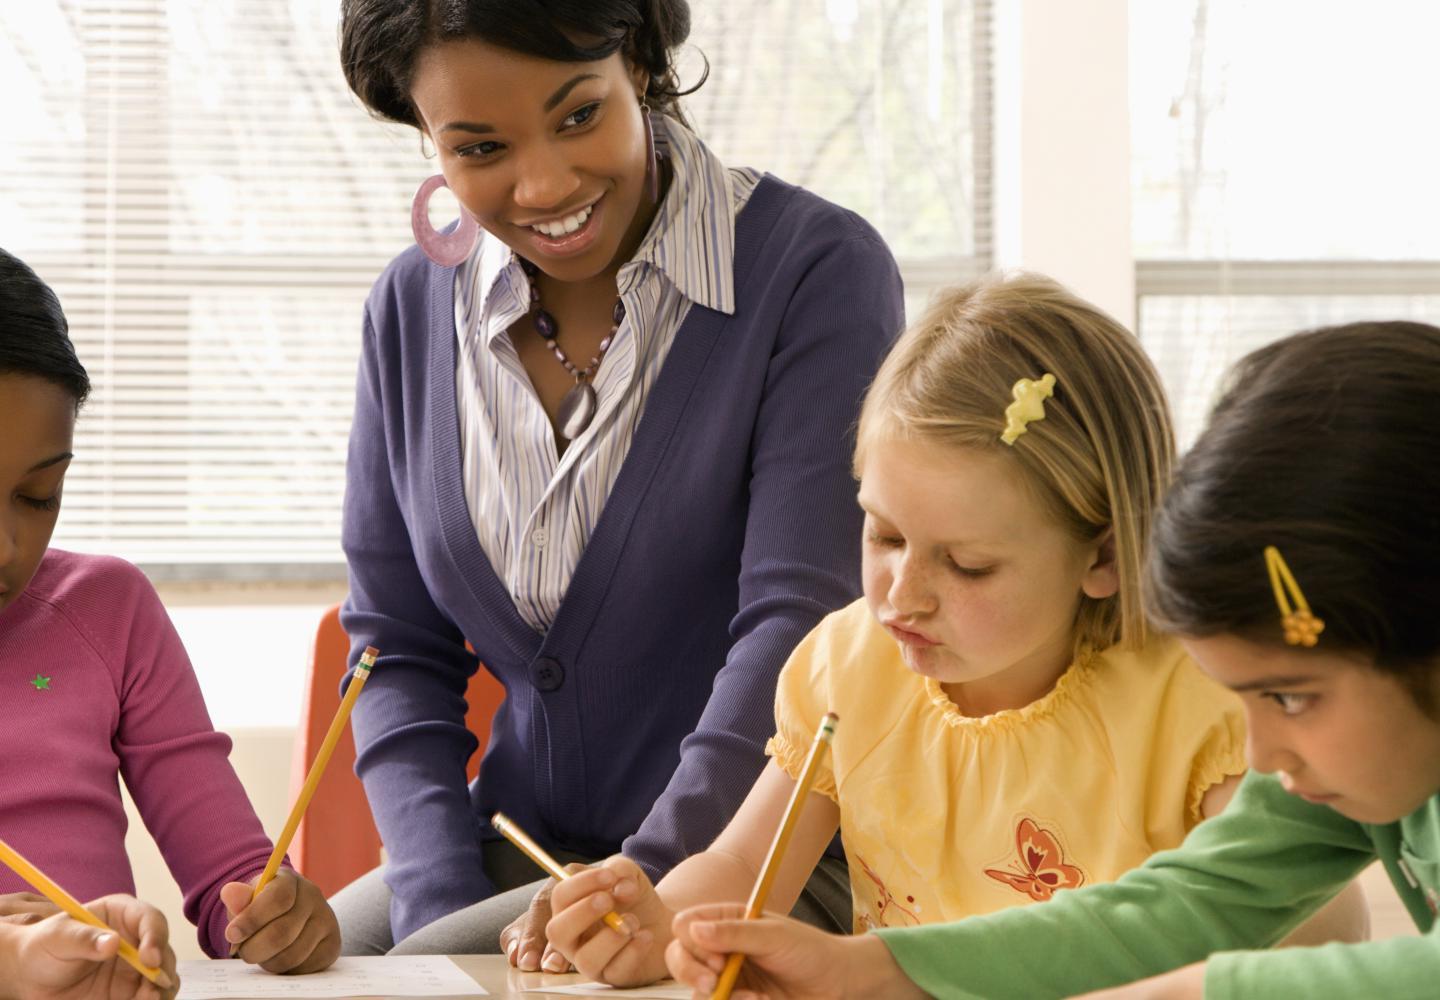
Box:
[518,257,624,441]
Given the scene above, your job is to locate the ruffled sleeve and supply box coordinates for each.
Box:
[1185,711,1248,827]
[1158,652,1248,830]
[764,606,857,803]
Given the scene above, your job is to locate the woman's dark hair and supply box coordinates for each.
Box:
[340,0,703,130]
[1147,321,1440,702]
[0,248,90,406]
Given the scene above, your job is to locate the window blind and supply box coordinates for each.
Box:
[3,0,992,579]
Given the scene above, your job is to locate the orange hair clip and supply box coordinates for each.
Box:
[1264,546,1325,647]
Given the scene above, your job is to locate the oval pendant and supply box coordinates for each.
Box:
[557,380,598,441]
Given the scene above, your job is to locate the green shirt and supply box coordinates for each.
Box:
[876,771,1438,999]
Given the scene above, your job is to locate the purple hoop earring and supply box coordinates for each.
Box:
[642,103,659,204]
[411,174,480,267]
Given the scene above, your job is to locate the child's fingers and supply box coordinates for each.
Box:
[548,864,621,914]
[671,903,747,952]
[570,923,654,986]
[665,935,722,994]
[136,904,172,971]
[90,893,170,970]
[41,917,122,962]
[539,943,573,974]
[545,888,636,964]
[255,912,333,974]
[219,881,253,920]
[688,915,775,956]
[0,892,60,921]
[235,910,307,969]
[224,873,298,947]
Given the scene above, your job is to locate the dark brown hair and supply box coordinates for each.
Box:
[339,0,702,130]
[1147,321,1440,697]
[0,248,90,406]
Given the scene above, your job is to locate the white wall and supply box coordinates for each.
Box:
[993,0,1134,326]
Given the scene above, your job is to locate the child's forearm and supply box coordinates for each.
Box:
[655,847,761,917]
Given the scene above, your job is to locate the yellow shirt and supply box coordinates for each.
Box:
[766,599,1246,932]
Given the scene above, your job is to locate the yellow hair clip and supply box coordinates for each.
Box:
[1000,373,1057,446]
[1264,546,1325,647]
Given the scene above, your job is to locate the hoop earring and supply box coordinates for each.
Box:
[411,174,480,267]
[642,103,659,204]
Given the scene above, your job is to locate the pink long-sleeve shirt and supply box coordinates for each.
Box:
[0,549,276,956]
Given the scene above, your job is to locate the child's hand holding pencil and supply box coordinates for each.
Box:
[219,644,373,974]
[0,893,178,1000]
[545,855,673,987]
[664,901,925,1000]
[220,868,340,974]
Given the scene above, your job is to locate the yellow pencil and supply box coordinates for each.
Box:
[491,812,630,936]
[250,644,379,901]
[711,711,838,1000]
[0,836,172,988]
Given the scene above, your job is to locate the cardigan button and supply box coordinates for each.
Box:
[531,656,565,692]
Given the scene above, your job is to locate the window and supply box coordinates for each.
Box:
[1131,0,1440,444]
[4,0,992,579]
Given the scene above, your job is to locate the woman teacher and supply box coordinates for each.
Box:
[331,0,904,964]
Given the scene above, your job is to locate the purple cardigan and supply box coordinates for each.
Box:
[341,176,904,940]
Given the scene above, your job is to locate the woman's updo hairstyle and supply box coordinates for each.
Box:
[340,0,702,130]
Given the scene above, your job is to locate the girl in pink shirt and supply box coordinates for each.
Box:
[0,247,340,983]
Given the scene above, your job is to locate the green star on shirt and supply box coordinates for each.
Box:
[30,675,51,691]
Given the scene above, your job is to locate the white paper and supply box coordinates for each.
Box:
[176,956,489,999]
[522,984,690,998]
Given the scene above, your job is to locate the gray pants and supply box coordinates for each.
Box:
[332,840,851,956]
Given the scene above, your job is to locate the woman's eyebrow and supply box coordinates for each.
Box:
[543,73,600,112]
[439,73,602,135]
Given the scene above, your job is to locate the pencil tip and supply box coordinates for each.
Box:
[154,970,174,989]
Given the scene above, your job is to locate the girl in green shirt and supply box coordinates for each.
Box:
[663,319,1440,1000]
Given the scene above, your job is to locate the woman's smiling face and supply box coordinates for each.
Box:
[409,37,654,282]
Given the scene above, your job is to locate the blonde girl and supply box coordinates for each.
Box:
[542,273,1358,986]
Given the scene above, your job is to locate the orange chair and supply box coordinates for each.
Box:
[287,604,506,896]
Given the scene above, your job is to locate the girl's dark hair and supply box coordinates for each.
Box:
[340,0,702,130]
[1147,321,1440,700]
[0,248,90,406]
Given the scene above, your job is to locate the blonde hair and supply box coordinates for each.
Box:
[854,272,1175,654]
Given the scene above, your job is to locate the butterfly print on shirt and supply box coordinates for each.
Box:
[984,816,1086,901]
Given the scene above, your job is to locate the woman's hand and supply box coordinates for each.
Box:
[1069,962,1207,1000]
[0,894,177,1000]
[545,856,669,987]
[220,869,340,974]
[666,903,926,1000]
[500,865,586,974]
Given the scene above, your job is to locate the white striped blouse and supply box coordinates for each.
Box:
[453,117,762,632]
